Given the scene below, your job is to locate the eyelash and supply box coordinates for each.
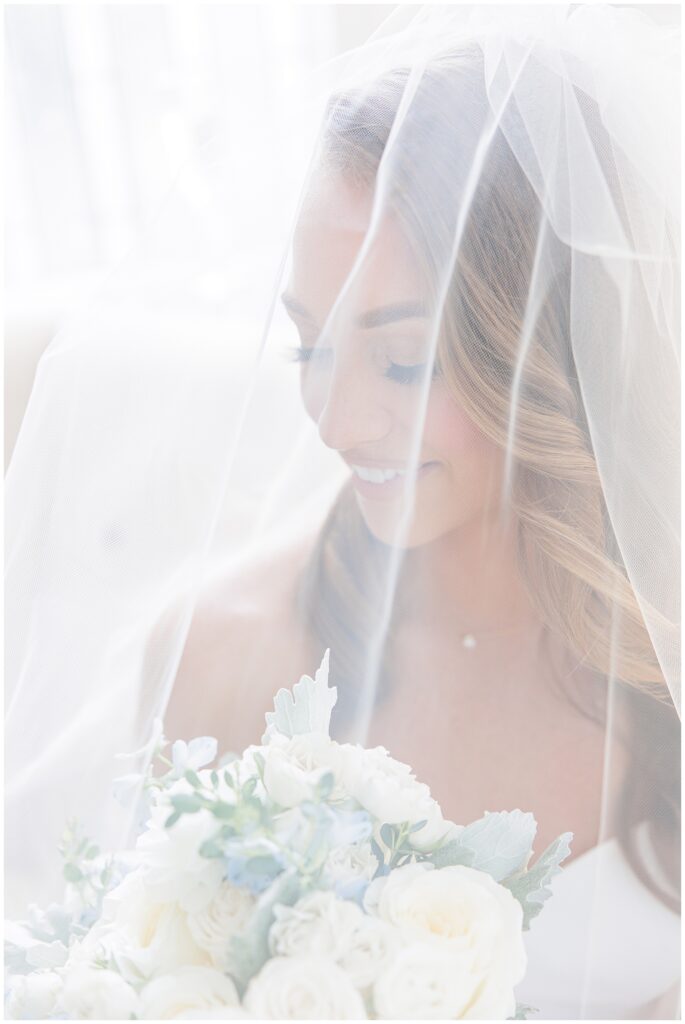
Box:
[285,346,437,386]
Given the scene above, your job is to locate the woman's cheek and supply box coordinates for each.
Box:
[422,386,497,464]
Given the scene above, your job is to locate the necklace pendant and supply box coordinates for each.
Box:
[461,633,477,650]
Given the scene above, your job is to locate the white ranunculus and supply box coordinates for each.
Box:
[254,732,346,808]
[342,745,451,850]
[366,862,526,1019]
[187,881,255,968]
[269,890,397,992]
[244,955,367,1019]
[58,965,141,1020]
[97,870,211,982]
[268,890,364,959]
[136,788,226,912]
[323,841,378,892]
[5,970,63,1020]
[140,965,242,1019]
[373,940,480,1019]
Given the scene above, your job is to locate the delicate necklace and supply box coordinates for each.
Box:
[456,622,540,650]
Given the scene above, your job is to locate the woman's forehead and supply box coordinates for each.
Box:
[289,174,424,323]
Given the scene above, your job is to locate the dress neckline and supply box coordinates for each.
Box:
[561,834,614,876]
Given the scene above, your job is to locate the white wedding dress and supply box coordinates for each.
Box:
[515,824,680,1020]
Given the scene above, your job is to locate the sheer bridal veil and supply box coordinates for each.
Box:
[5,4,680,1019]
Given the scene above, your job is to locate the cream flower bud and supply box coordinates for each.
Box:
[140,965,242,1019]
[59,965,141,1020]
[5,971,63,1020]
[244,955,367,1019]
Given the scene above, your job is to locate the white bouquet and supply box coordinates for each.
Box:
[5,652,572,1020]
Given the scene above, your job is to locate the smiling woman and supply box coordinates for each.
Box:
[170,12,679,1016]
[5,4,680,1021]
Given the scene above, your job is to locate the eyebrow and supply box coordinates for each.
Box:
[281,293,427,329]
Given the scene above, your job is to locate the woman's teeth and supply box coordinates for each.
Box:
[351,465,410,483]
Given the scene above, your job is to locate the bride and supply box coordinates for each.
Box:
[5,5,679,1021]
[162,18,680,1020]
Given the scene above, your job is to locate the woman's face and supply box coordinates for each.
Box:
[284,173,506,548]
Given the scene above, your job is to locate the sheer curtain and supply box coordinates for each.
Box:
[4,4,391,467]
[5,5,336,287]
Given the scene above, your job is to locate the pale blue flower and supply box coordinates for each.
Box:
[171,736,218,776]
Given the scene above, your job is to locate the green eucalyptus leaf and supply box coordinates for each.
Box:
[170,794,202,813]
[63,864,84,884]
[379,823,396,849]
[408,819,428,834]
[211,802,236,821]
[199,839,224,859]
[242,777,258,799]
[371,849,390,879]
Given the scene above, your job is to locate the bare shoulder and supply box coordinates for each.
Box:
[164,534,322,754]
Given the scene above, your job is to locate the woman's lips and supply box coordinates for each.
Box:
[348,461,440,500]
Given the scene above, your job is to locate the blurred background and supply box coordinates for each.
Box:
[4,3,398,469]
[4,3,678,470]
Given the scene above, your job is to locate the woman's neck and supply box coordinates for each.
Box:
[400,513,541,635]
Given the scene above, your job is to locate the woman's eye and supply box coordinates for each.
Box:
[285,345,332,365]
[385,361,430,385]
[285,346,437,386]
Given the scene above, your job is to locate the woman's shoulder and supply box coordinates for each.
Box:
[163,532,322,752]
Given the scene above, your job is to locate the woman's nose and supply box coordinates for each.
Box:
[310,354,392,453]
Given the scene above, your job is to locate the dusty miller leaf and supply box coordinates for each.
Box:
[503,831,574,929]
[428,810,537,881]
[226,871,303,992]
[262,649,336,741]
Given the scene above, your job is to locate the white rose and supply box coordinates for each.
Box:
[5,970,63,1020]
[136,790,226,912]
[342,746,451,850]
[98,870,211,981]
[58,965,141,1020]
[373,940,480,1019]
[140,965,241,1019]
[244,955,367,1019]
[268,890,363,959]
[256,733,345,808]
[366,863,526,1018]
[187,881,255,969]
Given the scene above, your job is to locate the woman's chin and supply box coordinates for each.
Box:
[355,494,449,550]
